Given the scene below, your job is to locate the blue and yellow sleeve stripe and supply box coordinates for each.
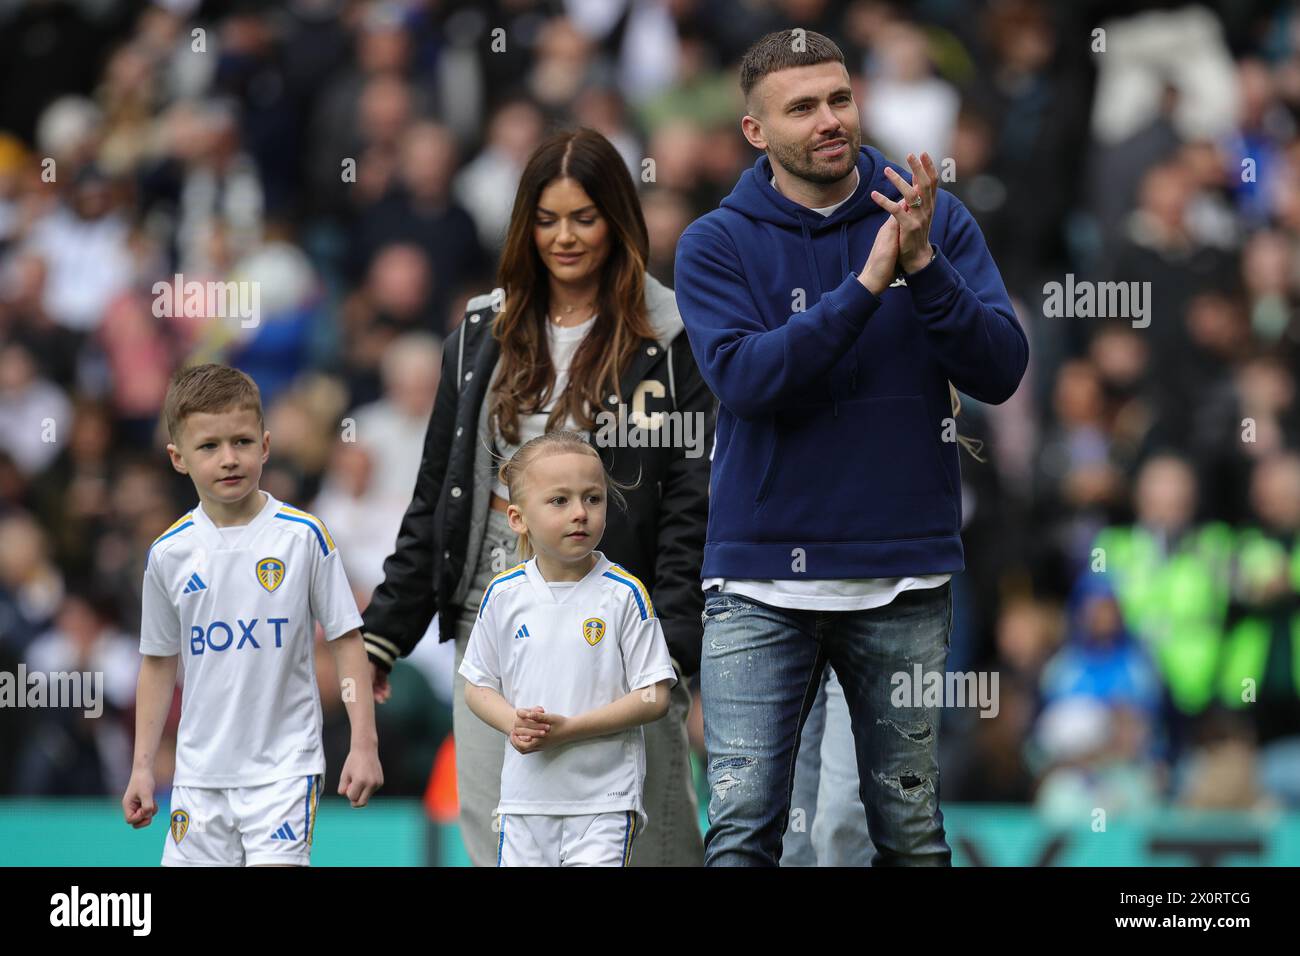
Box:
[479,564,527,619]
[275,506,336,556]
[603,564,654,620]
[146,513,194,567]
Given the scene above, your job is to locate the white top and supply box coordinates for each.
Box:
[139,490,363,787]
[700,574,951,611]
[458,550,677,823]
[772,168,859,216]
[709,181,951,610]
[493,314,597,499]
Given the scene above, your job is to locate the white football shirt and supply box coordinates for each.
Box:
[139,490,363,788]
[459,551,677,822]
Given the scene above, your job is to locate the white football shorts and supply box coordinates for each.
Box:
[162,774,322,867]
[497,810,640,867]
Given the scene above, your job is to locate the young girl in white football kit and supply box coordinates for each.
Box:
[459,430,677,866]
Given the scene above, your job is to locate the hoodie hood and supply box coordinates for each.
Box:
[721,144,890,229]
[644,272,683,349]
[719,146,904,299]
[715,145,902,407]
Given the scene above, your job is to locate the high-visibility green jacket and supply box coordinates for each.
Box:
[1091,523,1235,714]
[1217,528,1300,712]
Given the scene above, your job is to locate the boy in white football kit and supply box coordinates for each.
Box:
[460,431,677,866]
[122,364,383,866]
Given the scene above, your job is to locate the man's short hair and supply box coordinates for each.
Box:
[164,363,264,445]
[739,29,846,107]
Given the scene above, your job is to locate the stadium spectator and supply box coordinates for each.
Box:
[0,0,1294,854]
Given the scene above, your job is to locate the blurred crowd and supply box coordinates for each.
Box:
[1,0,1299,825]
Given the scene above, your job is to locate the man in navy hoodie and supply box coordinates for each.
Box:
[674,29,1028,866]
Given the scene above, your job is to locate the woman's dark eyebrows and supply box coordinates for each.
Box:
[536,204,597,215]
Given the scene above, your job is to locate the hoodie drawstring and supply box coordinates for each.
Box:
[799,218,822,299]
[802,219,861,418]
[838,223,859,395]
[798,217,838,417]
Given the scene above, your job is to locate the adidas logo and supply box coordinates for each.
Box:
[270,822,299,841]
[514,624,530,641]
[888,275,908,288]
[181,572,207,595]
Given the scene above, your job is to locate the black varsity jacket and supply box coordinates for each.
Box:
[361,276,715,677]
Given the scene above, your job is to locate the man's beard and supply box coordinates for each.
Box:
[768,129,860,185]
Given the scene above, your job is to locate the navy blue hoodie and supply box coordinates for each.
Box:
[674,145,1028,579]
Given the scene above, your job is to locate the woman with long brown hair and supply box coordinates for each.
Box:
[361,128,713,866]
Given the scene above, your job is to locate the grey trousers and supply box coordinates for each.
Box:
[781,666,876,866]
[450,506,704,866]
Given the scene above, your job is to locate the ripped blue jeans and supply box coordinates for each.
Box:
[700,583,952,866]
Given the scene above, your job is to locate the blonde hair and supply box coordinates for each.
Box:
[949,382,985,463]
[496,430,634,561]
